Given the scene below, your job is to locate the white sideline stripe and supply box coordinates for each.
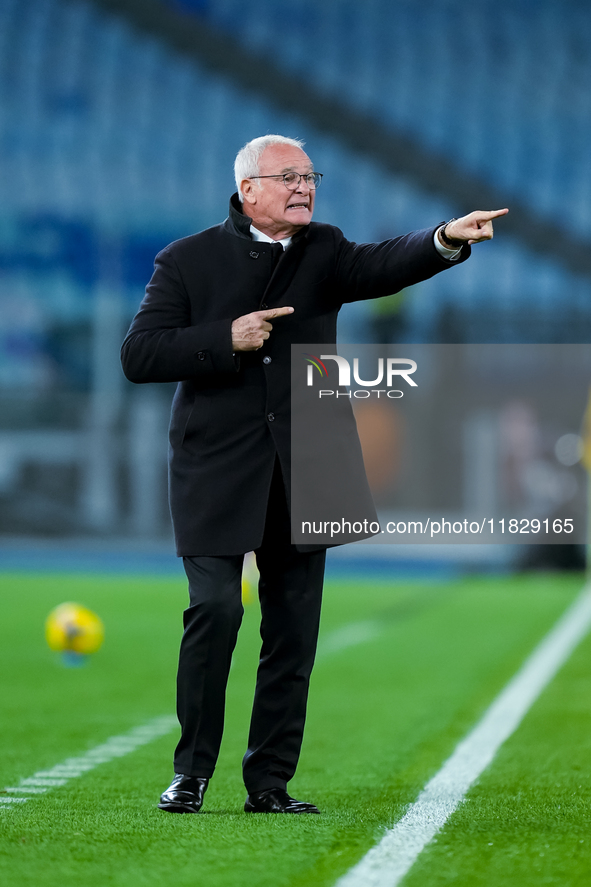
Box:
[317,620,382,658]
[21,778,68,787]
[4,787,47,794]
[0,714,177,811]
[335,585,591,887]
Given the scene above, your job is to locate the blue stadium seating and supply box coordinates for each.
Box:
[1,0,590,398]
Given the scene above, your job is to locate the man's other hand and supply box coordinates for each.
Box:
[443,208,509,246]
[232,306,295,352]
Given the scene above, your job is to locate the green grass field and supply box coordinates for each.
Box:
[1,568,591,886]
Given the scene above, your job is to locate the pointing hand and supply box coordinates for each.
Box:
[442,208,509,246]
[231,306,295,352]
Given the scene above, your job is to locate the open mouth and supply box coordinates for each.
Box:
[287,203,309,210]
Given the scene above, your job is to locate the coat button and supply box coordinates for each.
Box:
[197,351,206,360]
[249,251,259,259]
[263,356,272,365]
[267,412,275,422]
[261,302,268,309]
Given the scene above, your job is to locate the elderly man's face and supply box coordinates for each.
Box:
[240,144,316,240]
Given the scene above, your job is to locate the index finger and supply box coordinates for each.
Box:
[259,306,295,320]
[479,208,509,221]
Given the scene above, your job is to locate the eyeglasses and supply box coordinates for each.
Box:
[250,172,323,190]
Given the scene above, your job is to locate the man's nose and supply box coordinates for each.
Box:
[295,176,311,193]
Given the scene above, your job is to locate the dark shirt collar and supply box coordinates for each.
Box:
[224,192,309,243]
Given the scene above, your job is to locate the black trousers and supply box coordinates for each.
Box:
[173,462,326,793]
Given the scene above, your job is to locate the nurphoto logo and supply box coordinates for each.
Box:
[304,353,418,398]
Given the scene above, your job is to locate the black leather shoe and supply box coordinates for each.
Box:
[158,774,209,813]
[244,787,320,814]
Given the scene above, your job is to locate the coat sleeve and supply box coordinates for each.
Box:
[333,225,470,304]
[121,246,238,384]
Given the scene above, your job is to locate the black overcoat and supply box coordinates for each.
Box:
[121,195,469,556]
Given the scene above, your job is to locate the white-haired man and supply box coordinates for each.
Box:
[121,134,507,815]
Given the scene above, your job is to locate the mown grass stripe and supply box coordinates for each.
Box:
[0,616,386,814]
[335,584,591,887]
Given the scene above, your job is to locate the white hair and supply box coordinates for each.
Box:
[234,135,306,202]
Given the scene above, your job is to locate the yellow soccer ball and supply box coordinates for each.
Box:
[45,602,104,656]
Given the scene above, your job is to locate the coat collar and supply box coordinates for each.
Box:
[223,193,310,244]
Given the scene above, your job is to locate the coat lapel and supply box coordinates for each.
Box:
[259,232,307,308]
[224,193,309,309]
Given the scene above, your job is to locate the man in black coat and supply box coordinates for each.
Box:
[121,134,507,815]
